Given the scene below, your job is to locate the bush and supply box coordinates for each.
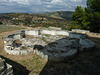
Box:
[0,22,3,25]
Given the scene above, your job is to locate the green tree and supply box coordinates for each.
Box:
[70,0,100,32]
[85,0,100,32]
[69,6,86,29]
[0,22,3,25]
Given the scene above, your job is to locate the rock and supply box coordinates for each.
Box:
[0,58,13,75]
[69,33,88,39]
[72,29,90,34]
[80,39,96,50]
[34,45,43,50]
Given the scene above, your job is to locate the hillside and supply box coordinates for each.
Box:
[0,13,69,29]
[43,11,74,21]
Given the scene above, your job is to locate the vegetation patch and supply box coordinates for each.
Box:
[0,25,25,33]
[70,0,100,33]
[17,55,46,72]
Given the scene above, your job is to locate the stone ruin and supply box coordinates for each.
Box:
[1,28,96,74]
[2,29,96,62]
[0,58,13,75]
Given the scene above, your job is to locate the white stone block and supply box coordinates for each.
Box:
[56,31,69,36]
[25,30,39,36]
[69,33,81,39]
[80,39,96,50]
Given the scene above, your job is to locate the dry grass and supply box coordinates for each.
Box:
[0,25,26,33]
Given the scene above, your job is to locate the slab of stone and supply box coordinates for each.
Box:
[0,58,13,75]
[80,39,96,51]
[72,29,90,34]
[25,30,39,36]
[37,38,79,61]
[69,33,88,39]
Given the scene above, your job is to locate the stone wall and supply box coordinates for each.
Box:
[48,27,62,30]
[1,28,97,74]
[34,48,78,62]
[2,29,96,61]
[72,29,100,38]
[41,30,56,35]
[4,45,34,55]
[25,30,39,36]
[72,29,90,34]
[0,58,13,75]
[41,29,69,36]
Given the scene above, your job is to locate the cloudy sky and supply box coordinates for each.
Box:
[0,0,87,13]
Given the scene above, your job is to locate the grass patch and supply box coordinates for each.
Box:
[0,25,25,33]
[17,55,45,73]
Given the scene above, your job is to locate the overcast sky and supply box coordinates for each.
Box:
[0,0,87,13]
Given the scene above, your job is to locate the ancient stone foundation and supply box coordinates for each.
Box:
[0,58,13,75]
[2,29,96,61]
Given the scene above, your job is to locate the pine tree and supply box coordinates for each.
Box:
[70,6,86,29]
[85,0,100,32]
[70,0,100,32]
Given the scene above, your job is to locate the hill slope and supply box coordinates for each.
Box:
[43,11,74,21]
[0,13,69,29]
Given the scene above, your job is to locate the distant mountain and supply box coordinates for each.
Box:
[43,11,74,21]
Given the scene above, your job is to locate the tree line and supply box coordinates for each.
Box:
[70,0,100,32]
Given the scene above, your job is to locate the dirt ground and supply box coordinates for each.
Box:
[38,36,100,75]
[0,31,100,75]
